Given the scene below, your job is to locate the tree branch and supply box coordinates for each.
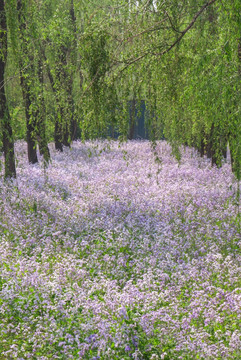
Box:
[155,0,218,57]
[118,0,218,73]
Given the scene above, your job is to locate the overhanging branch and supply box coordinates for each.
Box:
[118,0,218,73]
[155,0,218,57]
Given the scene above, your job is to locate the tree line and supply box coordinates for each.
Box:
[0,0,240,180]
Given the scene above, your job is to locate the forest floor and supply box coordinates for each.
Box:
[0,140,241,359]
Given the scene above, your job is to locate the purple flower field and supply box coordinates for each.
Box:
[0,140,241,359]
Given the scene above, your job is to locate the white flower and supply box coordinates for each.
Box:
[150,354,159,359]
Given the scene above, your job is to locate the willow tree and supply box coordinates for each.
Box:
[103,0,220,144]
[154,0,241,174]
[109,0,241,177]
[16,0,38,163]
[41,0,79,151]
[16,0,50,164]
[226,0,241,179]
[3,0,239,180]
[0,0,16,178]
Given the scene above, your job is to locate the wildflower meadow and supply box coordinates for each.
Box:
[0,140,241,360]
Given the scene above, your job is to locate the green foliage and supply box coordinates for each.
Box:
[1,0,241,179]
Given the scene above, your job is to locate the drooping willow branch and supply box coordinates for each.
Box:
[117,0,219,74]
[155,0,218,57]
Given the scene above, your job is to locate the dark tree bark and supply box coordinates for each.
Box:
[206,123,219,166]
[221,137,227,160]
[206,141,212,159]
[200,137,205,157]
[70,0,78,141]
[54,120,63,152]
[206,124,214,159]
[17,0,38,164]
[36,58,50,162]
[128,98,136,140]
[63,122,70,147]
[206,123,223,168]
[0,0,16,179]
[211,150,220,167]
[19,71,38,164]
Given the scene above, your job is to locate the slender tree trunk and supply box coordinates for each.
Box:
[70,107,77,140]
[37,58,50,162]
[63,123,70,147]
[211,150,219,167]
[17,0,38,164]
[129,98,136,140]
[19,68,38,164]
[206,140,212,159]
[70,0,78,141]
[0,0,16,179]
[200,137,205,157]
[54,120,63,152]
[42,44,69,150]
[205,123,220,166]
[221,137,227,160]
[40,46,64,152]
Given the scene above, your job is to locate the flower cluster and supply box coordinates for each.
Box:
[0,140,240,359]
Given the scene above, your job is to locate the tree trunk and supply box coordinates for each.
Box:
[211,150,219,167]
[63,123,70,147]
[54,120,63,152]
[40,46,64,152]
[129,98,136,140]
[0,0,16,179]
[200,137,205,157]
[17,0,38,164]
[206,125,213,159]
[221,138,227,160]
[37,58,50,162]
[19,71,38,164]
[70,0,78,141]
